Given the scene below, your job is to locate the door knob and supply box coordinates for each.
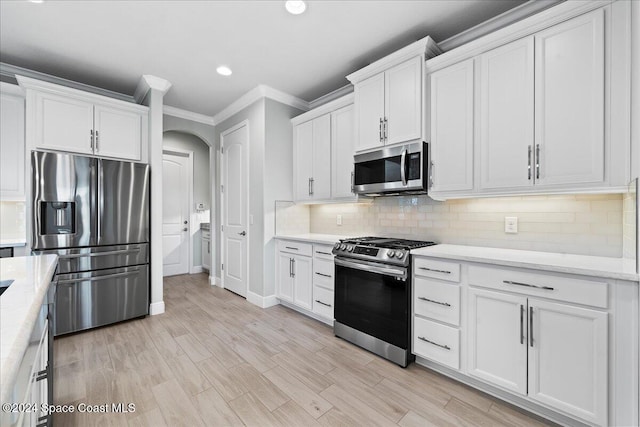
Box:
[238,231,246,236]
[184,220,188,224]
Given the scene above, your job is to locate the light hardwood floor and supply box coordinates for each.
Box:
[53,273,554,426]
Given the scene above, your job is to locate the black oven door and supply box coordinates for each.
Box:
[334,258,409,349]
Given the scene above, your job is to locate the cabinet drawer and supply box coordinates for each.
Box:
[313,244,335,260]
[277,240,313,257]
[313,285,334,320]
[313,258,334,290]
[413,317,460,370]
[202,230,211,240]
[414,258,460,282]
[414,278,460,326]
[468,265,608,308]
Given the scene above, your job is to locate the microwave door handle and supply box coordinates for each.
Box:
[400,149,408,186]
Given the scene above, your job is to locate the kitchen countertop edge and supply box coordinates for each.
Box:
[0,255,58,403]
[411,244,639,282]
[275,234,349,245]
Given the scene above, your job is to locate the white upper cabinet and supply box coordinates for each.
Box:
[0,85,26,200]
[534,9,605,187]
[35,91,94,155]
[292,94,357,203]
[331,104,355,199]
[93,103,142,161]
[354,73,385,152]
[385,56,422,145]
[479,37,535,190]
[429,59,474,194]
[18,76,148,162]
[347,36,440,153]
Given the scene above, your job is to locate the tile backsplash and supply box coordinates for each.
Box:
[0,201,26,240]
[275,201,310,236]
[307,194,624,258]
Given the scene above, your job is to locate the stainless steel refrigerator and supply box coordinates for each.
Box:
[31,151,150,336]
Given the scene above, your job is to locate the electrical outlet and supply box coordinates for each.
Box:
[505,216,518,234]
[337,214,342,226]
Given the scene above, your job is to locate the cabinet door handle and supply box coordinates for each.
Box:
[503,280,554,291]
[418,336,450,350]
[308,178,312,196]
[535,144,540,180]
[379,118,383,142]
[527,145,532,180]
[207,241,210,252]
[418,296,451,307]
[291,258,295,278]
[95,130,100,152]
[315,300,332,307]
[90,129,94,150]
[529,306,534,347]
[289,258,293,277]
[520,304,525,345]
[383,117,388,142]
[310,178,314,195]
[315,272,332,278]
[418,267,451,274]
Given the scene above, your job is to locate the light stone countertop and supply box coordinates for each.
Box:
[0,239,27,248]
[0,255,58,403]
[275,233,351,245]
[411,244,639,282]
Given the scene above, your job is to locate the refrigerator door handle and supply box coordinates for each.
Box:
[57,269,140,285]
[59,248,142,259]
[97,160,103,239]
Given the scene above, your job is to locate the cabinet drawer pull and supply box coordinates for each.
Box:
[315,251,332,256]
[418,336,450,350]
[417,296,451,307]
[285,246,299,251]
[419,267,451,274]
[315,272,332,278]
[503,280,554,291]
[36,369,47,382]
[315,300,332,307]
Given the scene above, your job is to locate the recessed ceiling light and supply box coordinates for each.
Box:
[285,0,306,15]
[216,66,232,77]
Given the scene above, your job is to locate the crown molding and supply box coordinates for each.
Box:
[163,105,215,126]
[346,35,441,84]
[308,84,354,110]
[134,75,172,103]
[291,92,354,126]
[1,62,135,102]
[438,0,563,52]
[0,81,24,97]
[212,84,309,126]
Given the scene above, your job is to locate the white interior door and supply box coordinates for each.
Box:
[162,152,190,276]
[222,122,248,297]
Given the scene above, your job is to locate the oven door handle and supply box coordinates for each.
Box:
[335,257,407,279]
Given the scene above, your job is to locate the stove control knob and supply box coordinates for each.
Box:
[347,245,354,252]
[387,250,395,258]
[340,244,347,251]
[334,243,340,249]
[396,251,405,259]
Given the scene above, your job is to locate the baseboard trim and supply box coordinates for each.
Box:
[246,291,279,309]
[211,276,222,287]
[149,301,165,315]
[191,266,204,274]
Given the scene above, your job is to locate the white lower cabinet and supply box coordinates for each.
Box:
[276,239,335,324]
[412,254,632,427]
[201,230,211,271]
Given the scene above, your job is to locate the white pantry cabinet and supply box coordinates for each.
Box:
[0,83,25,200]
[347,36,440,152]
[426,1,631,199]
[17,76,148,162]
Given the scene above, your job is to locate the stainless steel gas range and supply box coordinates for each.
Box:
[332,237,436,367]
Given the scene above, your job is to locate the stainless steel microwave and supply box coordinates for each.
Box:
[353,142,429,196]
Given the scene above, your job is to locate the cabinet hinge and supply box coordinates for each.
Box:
[221,184,224,193]
[221,147,224,154]
[221,263,224,271]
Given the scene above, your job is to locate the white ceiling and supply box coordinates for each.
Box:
[0,0,526,117]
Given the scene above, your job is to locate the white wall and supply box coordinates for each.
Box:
[163,131,210,268]
[632,0,640,180]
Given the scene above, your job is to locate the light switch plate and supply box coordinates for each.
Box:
[505,216,518,234]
